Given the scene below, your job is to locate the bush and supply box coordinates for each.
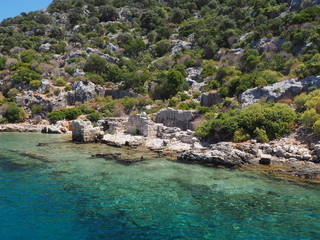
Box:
[7,88,20,98]
[301,108,320,128]
[313,120,320,136]
[31,105,43,115]
[84,54,108,74]
[63,108,82,120]
[47,111,65,123]
[54,77,66,86]
[4,105,27,123]
[196,103,296,142]
[29,80,41,89]
[0,57,6,70]
[64,85,72,92]
[12,68,42,84]
[87,111,102,122]
[130,129,141,136]
[233,129,250,142]
[254,128,269,143]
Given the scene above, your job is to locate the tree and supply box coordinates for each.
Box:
[84,54,108,74]
[123,39,146,58]
[166,69,185,98]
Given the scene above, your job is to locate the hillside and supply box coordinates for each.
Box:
[0,0,320,142]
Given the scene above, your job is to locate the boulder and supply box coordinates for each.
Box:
[186,67,202,83]
[106,43,120,53]
[72,120,104,142]
[259,154,272,165]
[67,81,96,105]
[41,121,68,134]
[178,143,253,167]
[156,108,197,131]
[240,76,320,107]
[171,40,193,55]
[38,79,51,92]
[39,43,51,52]
[200,91,223,107]
[73,69,85,77]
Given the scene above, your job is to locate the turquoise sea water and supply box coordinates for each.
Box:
[0,133,320,240]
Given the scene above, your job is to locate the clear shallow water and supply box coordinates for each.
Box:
[0,133,320,240]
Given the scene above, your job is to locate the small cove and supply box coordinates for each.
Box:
[0,132,320,239]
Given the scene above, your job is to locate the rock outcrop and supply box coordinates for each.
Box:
[67,81,96,105]
[72,120,104,142]
[240,76,320,106]
[155,108,197,131]
[41,121,68,134]
[0,124,45,132]
[171,40,193,55]
[179,143,253,167]
[15,91,68,113]
[186,67,205,91]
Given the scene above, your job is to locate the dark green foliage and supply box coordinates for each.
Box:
[196,103,296,142]
[123,39,146,57]
[12,68,42,84]
[87,111,102,122]
[0,57,6,70]
[47,111,65,123]
[4,104,27,123]
[63,108,82,120]
[84,54,108,74]
[291,6,320,24]
[31,104,43,115]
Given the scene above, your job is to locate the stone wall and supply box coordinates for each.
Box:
[125,113,159,137]
[72,120,103,142]
[200,91,223,107]
[155,108,197,131]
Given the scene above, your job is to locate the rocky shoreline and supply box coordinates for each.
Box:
[1,114,320,182]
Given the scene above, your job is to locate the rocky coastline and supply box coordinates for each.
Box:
[2,108,320,182]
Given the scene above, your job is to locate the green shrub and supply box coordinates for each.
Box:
[313,120,320,136]
[87,112,102,122]
[254,128,269,143]
[63,108,82,120]
[29,80,41,89]
[0,117,7,124]
[47,111,65,123]
[301,108,320,128]
[54,77,66,86]
[4,105,27,123]
[196,103,296,142]
[130,129,141,136]
[12,68,42,84]
[64,85,72,92]
[7,88,20,98]
[233,129,250,142]
[0,57,6,70]
[31,105,43,115]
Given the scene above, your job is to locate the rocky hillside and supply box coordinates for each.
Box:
[0,0,319,142]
